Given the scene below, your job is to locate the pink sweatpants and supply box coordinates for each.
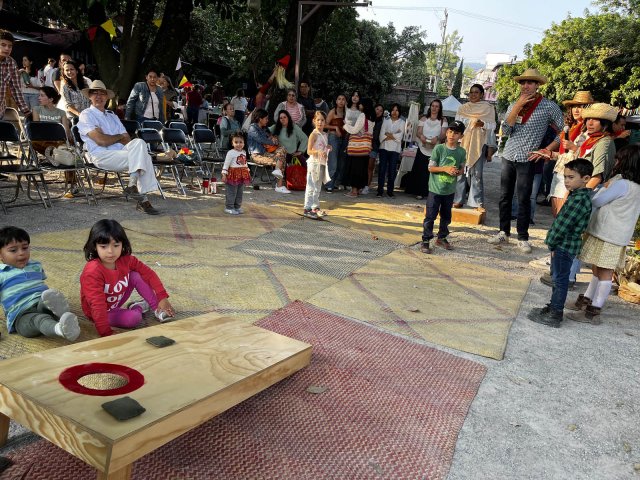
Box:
[108,272,159,329]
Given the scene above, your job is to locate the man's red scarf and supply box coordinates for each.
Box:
[579,132,607,157]
[559,121,583,154]
[518,93,543,124]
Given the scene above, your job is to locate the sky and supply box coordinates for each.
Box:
[357,0,598,66]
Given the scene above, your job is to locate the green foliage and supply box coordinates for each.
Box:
[451,59,463,99]
[494,12,640,112]
[425,30,463,96]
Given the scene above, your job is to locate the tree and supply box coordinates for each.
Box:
[451,59,464,99]
[494,12,640,112]
[424,30,463,96]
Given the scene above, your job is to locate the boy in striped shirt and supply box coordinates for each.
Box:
[0,227,80,341]
[527,159,593,328]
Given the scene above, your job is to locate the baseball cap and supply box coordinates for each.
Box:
[448,120,465,134]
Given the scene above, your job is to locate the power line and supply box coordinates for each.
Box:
[368,5,545,33]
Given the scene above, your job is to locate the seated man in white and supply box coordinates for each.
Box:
[77,80,160,215]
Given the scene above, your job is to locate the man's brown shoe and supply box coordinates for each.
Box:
[136,200,160,215]
[124,185,144,201]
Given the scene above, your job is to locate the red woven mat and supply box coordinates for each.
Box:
[2,301,486,480]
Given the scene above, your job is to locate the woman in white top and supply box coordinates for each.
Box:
[406,99,447,199]
[273,89,306,128]
[230,89,248,125]
[59,60,91,120]
[19,55,41,109]
[343,95,374,197]
[377,103,405,197]
[453,84,496,210]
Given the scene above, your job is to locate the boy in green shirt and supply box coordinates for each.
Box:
[420,121,467,254]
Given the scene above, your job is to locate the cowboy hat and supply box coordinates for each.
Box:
[562,91,596,106]
[580,103,619,122]
[81,80,115,100]
[513,68,548,85]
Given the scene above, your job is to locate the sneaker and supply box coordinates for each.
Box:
[155,309,173,323]
[303,209,318,219]
[419,242,432,254]
[337,185,345,191]
[361,186,369,195]
[518,240,532,254]
[527,307,562,328]
[435,238,453,250]
[387,192,395,198]
[55,312,81,341]
[376,192,383,198]
[128,299,150,313]
[234,208,244,214]
[275,185,291,194]
[136,200,160,215]
[565,294,591,311]
[453,202,463,208]
[566,305,602,325]
[488,231,509,245]
[540,273,553,287]
[224,208,239,215]
[325,187,334,193]
[271,168,283,179]
[124,185,144,201]
[416,196,423,200]
[312,208,327,217]
[41,289,70,318]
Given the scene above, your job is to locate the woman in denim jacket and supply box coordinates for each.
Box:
[125,68,165,123]
[247,109,290,193]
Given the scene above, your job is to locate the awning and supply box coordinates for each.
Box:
[9,32,49,44]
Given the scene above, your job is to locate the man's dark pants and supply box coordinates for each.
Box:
[422,192,454,242]
[499,158,535,241]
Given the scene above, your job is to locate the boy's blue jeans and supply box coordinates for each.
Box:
[550,248,574,312]
[422,192,454,242]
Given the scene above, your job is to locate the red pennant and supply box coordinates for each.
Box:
[87,26,98,42]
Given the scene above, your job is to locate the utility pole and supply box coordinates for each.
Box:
[432,8,448,94]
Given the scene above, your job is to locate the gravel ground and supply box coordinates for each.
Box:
[1,162,639,479]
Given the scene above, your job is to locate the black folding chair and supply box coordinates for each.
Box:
[138,128,181,196]
[121,119,141,139]
[192,128,223,178]
[0,121,51,210]
[161,127,205,193]
[25,121,95,204]
[141,120,164,131]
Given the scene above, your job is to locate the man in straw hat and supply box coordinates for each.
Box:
[488,68,564,253]
[77,80,161,215]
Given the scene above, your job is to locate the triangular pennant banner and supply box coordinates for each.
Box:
[100,19,116,37]
[152,19,162,28]
[87,26,98,42]
[178,75,189,87]
[175,58,182,71]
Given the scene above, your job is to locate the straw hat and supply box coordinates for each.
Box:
[81,80,115,100]
[581,103,619,122]
[513,68,548,85]
[562,91,595,106]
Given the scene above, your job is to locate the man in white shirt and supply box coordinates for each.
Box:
[77,80,160,215]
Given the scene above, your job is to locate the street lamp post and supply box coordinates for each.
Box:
[295,1,371,88]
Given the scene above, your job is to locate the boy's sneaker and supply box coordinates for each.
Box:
[518,240,532,253]
[234,208,244,214]
[419,242,432,254]
[527,307,562,328]
[361,186,369,195]
[303,209,318,219]
[435,238,453,250]
[55,312,81,341]
[155,309,173,323]
[224,208,239,215]
[312,208,327,217]
[271,168,283,179]
[41,289,70,318]
[128,299,150,313]
[488,231,509,245]
[275,185,291,194]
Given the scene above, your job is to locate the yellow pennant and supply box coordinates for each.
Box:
[153,19,162,28]
[100,19,116,37]
[178,75,189,87]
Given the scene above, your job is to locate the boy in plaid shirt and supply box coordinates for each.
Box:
[528,158,593,327]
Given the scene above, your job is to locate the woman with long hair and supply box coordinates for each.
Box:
[405,99,447,199]
[269,109,308,161]
[343,96,374,197]
[18,55,41,109]
[324,93,347,192]
[59,60,90,119]
[377,102,405,197]
[453,84,496,210]
[246,108,289,193]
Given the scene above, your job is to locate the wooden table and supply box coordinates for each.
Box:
[0,315,312,479]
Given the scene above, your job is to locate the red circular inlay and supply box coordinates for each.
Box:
[58,363,145,396]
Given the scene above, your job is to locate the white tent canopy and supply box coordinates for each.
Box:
[441,95,462,117]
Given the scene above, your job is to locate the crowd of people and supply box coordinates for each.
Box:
[2,29,640,330]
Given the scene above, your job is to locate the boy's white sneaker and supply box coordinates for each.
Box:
[518,240,533,254]
[41,289,70,318]
[361,186,369,195]
[55,312,81,341]
[224,208,240,215]
[275,185,291,194]
[487,231,509,245]
[271,168,283,179]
